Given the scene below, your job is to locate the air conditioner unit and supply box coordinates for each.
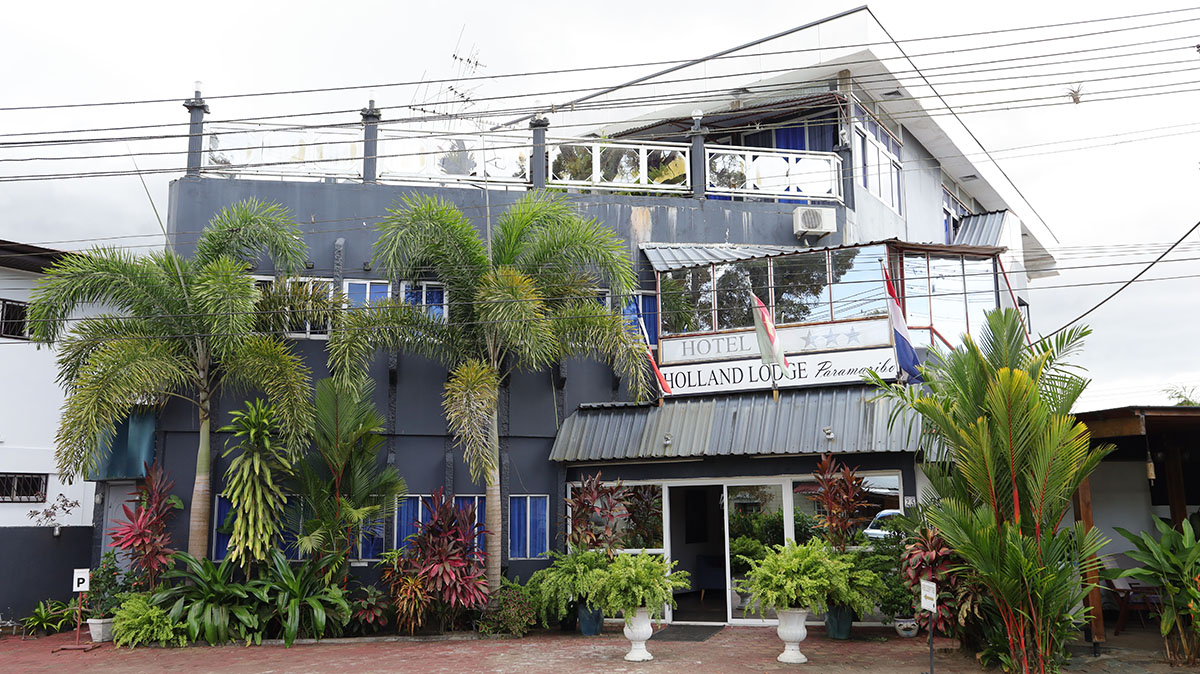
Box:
[792,206,836,238]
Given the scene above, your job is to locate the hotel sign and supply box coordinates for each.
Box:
[660,347,898,396]
[659,319,891,365]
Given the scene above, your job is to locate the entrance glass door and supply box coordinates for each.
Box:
[724,482,785,622]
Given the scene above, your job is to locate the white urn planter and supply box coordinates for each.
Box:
[87,617,113,643]
[775,608,809,664]
[623,607,654,662]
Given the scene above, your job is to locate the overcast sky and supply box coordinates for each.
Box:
[2,0,1197,410]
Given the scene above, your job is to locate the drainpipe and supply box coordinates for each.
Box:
[361,99,381,184]
[183,82,209,177]
[529,114,549,189]
[688,109,706,199]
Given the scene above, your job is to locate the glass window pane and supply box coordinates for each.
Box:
[902,253,932,348]
[213,496,232,560]
[830,245,888,321]
[360,521,385,560]
[404,283,422,305]
[964,257,997,337]
[369,282,390,305]
[772,252,831,325]
[929,255,967,346]
[347,282,367,308]
[728,484,784,621]
[858,132,869,188]
[396,496,422,550]
[530,496,549,558]
[509,496,528,559]
[617,485,663,549]
[425,285,446,320]
[660,266,713,335]
[639,294,658,346]
[715,260,769,330]
[861,474,901,526]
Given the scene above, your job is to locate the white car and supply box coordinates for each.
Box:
[863,509,904,540]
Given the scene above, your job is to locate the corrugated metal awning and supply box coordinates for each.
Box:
[641,239,1005,272]
[953,211,1008,247]
[550,385,920,462]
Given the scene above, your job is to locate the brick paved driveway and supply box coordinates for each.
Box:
[0,624,1169,673]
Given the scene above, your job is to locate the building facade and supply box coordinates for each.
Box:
[111,47,1058,624]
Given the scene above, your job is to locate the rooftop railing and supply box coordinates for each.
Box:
[189,94,844,204]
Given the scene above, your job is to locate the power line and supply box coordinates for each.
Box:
[5,6,1199,114]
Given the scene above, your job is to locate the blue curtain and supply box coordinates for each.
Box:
[509,496,528,559]
[809,111,838,152]
[455,496,486,552]
[529,496,548,558]
[775,126,807,151]
[639,295,659,346]
[396,496,423,550]
[360,521,385,560]
[425,286,445,320]
[212,496,232,561]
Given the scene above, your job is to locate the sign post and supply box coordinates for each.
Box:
[920,579,937,674]
[51,569,99,653]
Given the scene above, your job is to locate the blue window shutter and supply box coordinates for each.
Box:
[530,496,549,558]
[213,496,232,561]
[509,496,528,559]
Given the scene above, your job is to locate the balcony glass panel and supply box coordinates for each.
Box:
[599,146,640,184]
[963,256,997,337]
[930,255,967,345]
[902,253,932,347]
[647,149,687,187]
[550,144,593,182]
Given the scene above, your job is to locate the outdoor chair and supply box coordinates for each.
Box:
[1102,556,1160,636]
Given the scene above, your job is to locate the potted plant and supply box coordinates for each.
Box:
[587,553,690,661]
[526,550,609,635]
[86,551,127,642]
[737,539,881,662]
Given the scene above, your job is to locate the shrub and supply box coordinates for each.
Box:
[152,552,267,645]
[22,599,74,634]
[348,584,392,636]
[379,553,432,635]
[854,527,910,622]
[1117,519,1200,666]
[526,549,609,627]
[88,551,130,619]
[587,553,690,622]
[737,539,882,617]
[219,399,293,569]
[258,550,350,646]
[408,490,489,611]
[566,473,627,557]
[113,594,187,648]
[476,581,536,637]
[809,454,871,552]
[107,462,181,590]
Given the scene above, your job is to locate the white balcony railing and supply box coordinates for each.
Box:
[706,145,842,201]
[547,138,691,193]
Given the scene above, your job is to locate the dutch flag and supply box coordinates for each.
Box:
[880,262,924,385]
[622,298,672,395]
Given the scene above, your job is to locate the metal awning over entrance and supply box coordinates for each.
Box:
[550,385,919,462]
[639,239,1005,272]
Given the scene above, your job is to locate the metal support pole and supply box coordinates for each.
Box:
[361,100,381,184]
[183,82,209,177]
[688,111,706,199]
[529,115,549,188]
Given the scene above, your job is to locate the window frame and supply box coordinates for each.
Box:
[851,101,903,214]
[507,494,550,560]
[0,472,47,503]
[394,494,431,551]
[252,275,336,340]
[343,278,392,309]
[0,298,30,340]
[400,280,449,322]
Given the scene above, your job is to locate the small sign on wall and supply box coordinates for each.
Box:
[903,496,917,509]
[72,568,90,593]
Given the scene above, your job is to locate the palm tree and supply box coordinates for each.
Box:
[327,191,652,591]
[870,309,1112,673]
[29,199,325,559]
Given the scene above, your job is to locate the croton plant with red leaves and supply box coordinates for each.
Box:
[106,461,181,588]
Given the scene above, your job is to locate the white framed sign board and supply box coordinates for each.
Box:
[920,579,937,613]
[72,568,90,593]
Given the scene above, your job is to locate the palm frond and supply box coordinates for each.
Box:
[193,256,258,361]
[221,334,314,452]
[476,267,557,371]
[54,336,190,479]
[442,360,499,485]
[325,298,457,377]
[193,198,307,275]
[549,298,653,403]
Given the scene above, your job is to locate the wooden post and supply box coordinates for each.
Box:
[1073,477,1105,647]
[1165,444,1187,528]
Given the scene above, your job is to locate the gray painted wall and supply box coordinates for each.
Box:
[1,526,92,620]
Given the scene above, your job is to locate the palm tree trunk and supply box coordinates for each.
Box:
[485,406,502,594]
[187,411,212,558]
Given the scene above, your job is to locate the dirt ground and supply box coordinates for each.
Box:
[0,623,1175,674]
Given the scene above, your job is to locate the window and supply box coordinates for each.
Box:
[252,276,334,338]
[355,520,385,561]
[660,266,713,335]
[454,495,487,553]
[402,281,447,321]
[943,187,973,243]
[0,299,29,340]
[212,495,233,560]
[853,103,902,213]
[0,473,47,502]
[508,495,549,560]
[773,252,832,325]
[900,250,999,348]
[830,245,888,321]
[714,260,769,330]
[395,495,430,550]
[344,279,390,308]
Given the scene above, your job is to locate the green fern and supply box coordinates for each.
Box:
[586,553,690,622]
[736,539,882,616]
[113,594,188,648]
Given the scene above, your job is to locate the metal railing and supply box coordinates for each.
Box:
[546,138,691,193]
[706,145,842,201]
